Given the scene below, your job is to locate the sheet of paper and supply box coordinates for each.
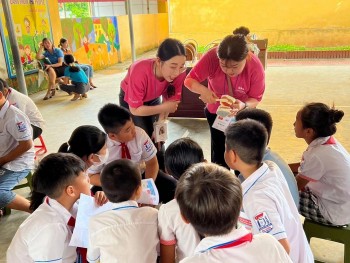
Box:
[69,194,113,248]
[137,178,159,205]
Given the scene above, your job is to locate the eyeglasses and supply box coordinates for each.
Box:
[167,84,175,98]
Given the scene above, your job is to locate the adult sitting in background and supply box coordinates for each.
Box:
[235,108,299,207]
[36,38,67,100]
[59,38,98,89]
[0,80,34,213]
[0,78,45,139]
[59,55,90,101]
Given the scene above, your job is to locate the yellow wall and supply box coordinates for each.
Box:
[118,13,169,61]
[168,0,350,47]
[47,0,62,45]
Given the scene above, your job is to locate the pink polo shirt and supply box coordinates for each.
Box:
[121,59,186,108]
[187,48,265,113]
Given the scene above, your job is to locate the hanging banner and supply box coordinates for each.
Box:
[0,0,52,78]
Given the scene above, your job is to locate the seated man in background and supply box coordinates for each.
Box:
[0,79,34,213]
[0,78,45,140]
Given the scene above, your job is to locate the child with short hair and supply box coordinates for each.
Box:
[89,103,177,203]
[87,159,159,262]
[224,119,313,263]
[176,163,292,263]
[235,108,299,207]
[7,153,106,263]
[295,102,350,226]
[158,138,204,263]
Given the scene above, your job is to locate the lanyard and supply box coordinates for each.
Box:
[201,233,253,253]
[112,205,138,211]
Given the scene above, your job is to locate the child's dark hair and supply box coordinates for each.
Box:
[101,159,141,203]
[58,125,107,160]
[217,34,249,62]
[0,78,8,93]
[176,163,242,236]
[64,54,80,72]
[164,137,204,180]
[236,108,273,144]
[233,26,250,36]
[225,119,267,165]
[300,102,344,138]
[59,38,67,47]
[157,38,186,61]
[98,103,132,134]
[30,153,85,211]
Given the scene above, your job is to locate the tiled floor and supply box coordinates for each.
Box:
[1,55,350,262]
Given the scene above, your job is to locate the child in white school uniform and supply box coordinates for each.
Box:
[87,159,159,263]
[224,119,314,263]
[235,108,299,207]
[7,153,107,263]
[158,138,203,263]
[177,163,292,263]
[88,103,177,204]
[295,102,350,226]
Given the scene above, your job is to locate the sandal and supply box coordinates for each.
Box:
[50,89,56,97]
[43,92,52,100]
[90,83,98,89]
[71,94,81,101]
[82,93,88,98]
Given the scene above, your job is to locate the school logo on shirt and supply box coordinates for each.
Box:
[16,121,27,132]
[144,139,153,153]
[254,212,273,233]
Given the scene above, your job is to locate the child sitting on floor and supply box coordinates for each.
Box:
[158,138,204,263]
[295,102,350,226]
[7,153,107,263]
[60,54,90,101]
[87,159,159,263]
[176,163,292,263]
[224,119,314,263]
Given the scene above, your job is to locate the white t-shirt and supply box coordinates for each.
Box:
[0,100,34,171]
[239,161,314,263]
[180,226,292,263]
[87,200,159,263]
[298,136,350,225]
[158,199,201,262]
[7,198,78,263]
[7,87,45,129]
[88,126,157,175]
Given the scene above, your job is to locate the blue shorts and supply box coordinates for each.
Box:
[0,168,31,207]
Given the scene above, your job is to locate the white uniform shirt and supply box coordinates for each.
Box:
[87,200,159,263]
[7,87,45,129]
[158,199,201,262]
[7,198,78,263]
[239,161,314,263]
[299,136,350,225]
[88,126,157,174]
[0,100,35,171]
[179,226,292,263]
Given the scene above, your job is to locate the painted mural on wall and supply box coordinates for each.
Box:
[0,0,52,78]
[61,16,120,70]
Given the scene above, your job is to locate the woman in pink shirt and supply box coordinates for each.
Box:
[119,38,186,169]
[184,34,265,168]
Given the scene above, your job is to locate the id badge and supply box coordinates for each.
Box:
[212,115,236,133]
[153,120,168,143]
